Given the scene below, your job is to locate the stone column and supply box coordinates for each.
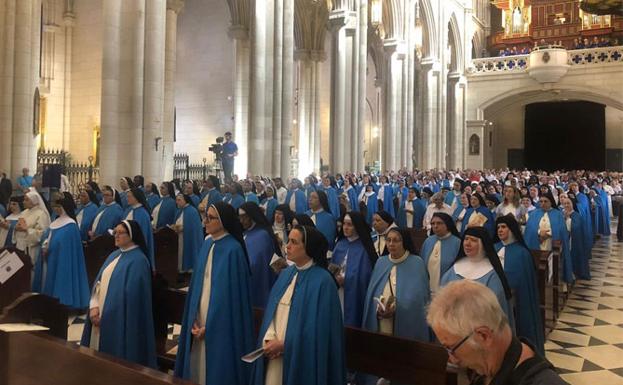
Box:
[447,72,466,169]
[355,0,367,172]
[229,25,250,178]
[296,50,324,177]
[382,40,406,172]
[162,0,184,180]
[142,0,166,183]
[280,0,294,177]
[0,0,17,173]
[62,4,75,151]
[419,57,442,169]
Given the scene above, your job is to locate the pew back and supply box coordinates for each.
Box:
[0,293,68,339]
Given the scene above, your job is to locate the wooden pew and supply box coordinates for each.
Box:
[156,289,457,385]
[83,234,116,287]
[153,227,179,287]
[0,330,198,385]
[0,293,68,339]
[0,247,32,310]
[408,228,430,255]
[531,250,555,336]
[551,240,565,316]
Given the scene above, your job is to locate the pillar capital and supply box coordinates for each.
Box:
[383,38,407,60]
[167,0,185,13]
[63,13,75,27]
[328,10,357,31]
[228,24,249,40]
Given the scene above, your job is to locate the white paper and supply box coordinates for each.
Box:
[0,250,24,284]
[326,250,333,260]
[0,323,49,332]
[374,296,386,312]
[241,347,265,363]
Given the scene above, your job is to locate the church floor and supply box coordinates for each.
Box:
[65,225,623,383]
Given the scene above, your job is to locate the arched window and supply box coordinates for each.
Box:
[469,134,480,155]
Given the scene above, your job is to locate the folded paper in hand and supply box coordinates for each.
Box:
[0,250,24,284]
[241,347,265,363]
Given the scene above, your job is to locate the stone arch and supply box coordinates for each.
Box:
[419,0,437,58]
[447,12,463,72]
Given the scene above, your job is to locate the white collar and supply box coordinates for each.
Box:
[120,244,139,252]
[380,222,398,236]
[311,208,324,214]
[364,191,375,197]
[389,250,410,264]
[454,257,493,280]
[50,215,76,229]
[436,232,453,241]
[501,232,517,246]
[347,235,360,242]
[211,231,228,241]
[296,259,314,271]
[131,203,141,209]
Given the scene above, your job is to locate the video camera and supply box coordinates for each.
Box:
[209,136,225,161]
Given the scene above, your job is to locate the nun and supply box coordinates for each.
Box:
[199,175,223,209]
[362,228,431,342]
[285,179,308,215]
[321,176,341,220]
[174,202,254,385]
[341,177,359,212]
[396,187,426,229]
[80,220,156,367]
[561,196,590,280]
[0,196,23,247]
[495,215,545,355]
[76,190,100,241]
[453,193,470,232]
[524,192,573,284]
[224,183,245,210]
[123,188,155,269]
[172,194,204,273]
[32,194,90,310]
[376,175,396,218]
[249,225,346,385]
[259,185,279,222]
[13,190,51,265]
[89,186,124,239]
[118,177,135,209]
[145,182,161,213]
[272,204,294,254]
[331,211,378,327]
[239,202,281,308]
[371,211,397,256]
[292,214,315,228]
[152,182,177,229]
[461,193,495,236]
[420,212,462,294]
[358,184,378,225]
[305,190,337,250]
[440,226,515,330]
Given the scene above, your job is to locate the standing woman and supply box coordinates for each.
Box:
[359,184,378,225]
[260,185,279,222]
[249,225,346,385]
[175,202,254,385]
[306,190,337,250]
[272,204,294,254]
[172,194,204,273]
[76,190,100,241]
[441,226,515,330]
[453,192,470,232]
[495,185,523,219]
[495,215,544,355]
[32,194,90,310]
[0,196,23,247]
[420,212,462,294]
[331,212,378,327]
[561,196,590,280]
[13,191,51,265]
[80,220,156,367]
[89,186,124,239]
[321,176,341,220]
[118,177,135,209]
[85,181,103,204]
[123,188,155,269]
[461,193,495,236]
[152,182,177,229]
[362,228,431,343]
[145,182,161,213]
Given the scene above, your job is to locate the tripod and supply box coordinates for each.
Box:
[213,156,224,183]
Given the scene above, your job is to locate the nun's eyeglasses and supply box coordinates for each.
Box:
[205,215,219,222]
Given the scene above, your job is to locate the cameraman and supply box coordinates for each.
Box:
[222,131,238,182]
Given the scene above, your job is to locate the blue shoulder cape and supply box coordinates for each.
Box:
[597,188,611,236]
[154,196,177,229]
[124,206,155,269]
[261,197,278,222]
[146,193,161,213]
[119,191,129,209]
[77,203,99,241]
[575,193,594,251]
[176,205,204,271]
[361,193,378,225]
[568,212,591,280]
[80,247,157,367]
[307,210,337,250]
[245,192,260,204]
[362,255,431,342]
[249,265,346,385]
[229,194,245,209]
[420,234,462,285]
[343,187,359,212]
[92,203,123,237]
[332,238,374,327]
[495,241,545,355]
[32,222,90,309]
[174,235,254,385]
[461,206,495,237]
[285,190,308,214]
[205,189,223,207]
[378,185,395,218]
[244,227,278,308]
[396,199,427,230]
[322,186,341,220]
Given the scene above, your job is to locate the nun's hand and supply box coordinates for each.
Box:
[191,320,206,340]
[263,339,284,360]
[90,307,101,327]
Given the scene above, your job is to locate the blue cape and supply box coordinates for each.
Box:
[362,255,431,342]
[146,193,161,213]
[523,208,573,283]
[441,266,515,331]
[190,194,201,207]
[396,198,427,230]
[174,234,254,385]
[244,226,278,308]
[226,194,245,209]
[32,222,90,309]
[119,191,129,209]
[377,185,395,218]
[124,206,155,269]
[332,238,374,327]
[0,204,6,217]
[244,192,260,204]
[249,265,346,385]
[154,196,177,229]
[461,206,496,237]
[285,189,308,214]
[261,197,278,222]
[495,241,545,355]
[92,203,124,237]
[568,211,591,280]
[80,247,156,367]
[343,186,359,212]
[306,210,337,250]
[360,193,378,225]
[574,193,594,252]
[322,186,341,220]
[77,202,99,241]
[420,234,462,287]
[176,205,204,271]
[444,190,462,208]
[203,189,223,207]
[597,188,611,235]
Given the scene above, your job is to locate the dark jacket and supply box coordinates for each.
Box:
[0,177,12,206]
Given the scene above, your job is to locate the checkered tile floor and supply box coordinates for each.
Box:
[67,223,623,382]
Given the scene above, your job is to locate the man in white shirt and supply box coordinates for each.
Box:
[423,192,454,231]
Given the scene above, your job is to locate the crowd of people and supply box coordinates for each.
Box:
[1,167,614,384]
[492,35,620,57]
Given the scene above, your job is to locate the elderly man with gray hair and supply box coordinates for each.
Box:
[423,192,453,231]
[427,280,567,385]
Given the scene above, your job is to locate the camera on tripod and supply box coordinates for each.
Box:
[209,136,224,161]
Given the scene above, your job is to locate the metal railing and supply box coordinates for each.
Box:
[36,149,98,195]
[173,153,212,181]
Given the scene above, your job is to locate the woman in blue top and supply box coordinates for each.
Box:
[420,212,462,294]
[331,211,377,328]
[225,183,245,209]
[305,190,337,250]
[118,177,135,209]
[80,220,156,367]
[249,225,346,385]
[85,181,103,205]
[461,193,495,237]
[172,194,204,273]
[89,186,124,239]
[272,204,294,254]
[561,196,590,280]
[122,188,155,269]
[260,185,279,222]
[358,184,378,225]
[321,176,341,221]
[145,183,161,213]
[441,226,515,331]
[494,214,544,355]
[76,190,100,241]
[0,196,23,247]
[151,182,177,229]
